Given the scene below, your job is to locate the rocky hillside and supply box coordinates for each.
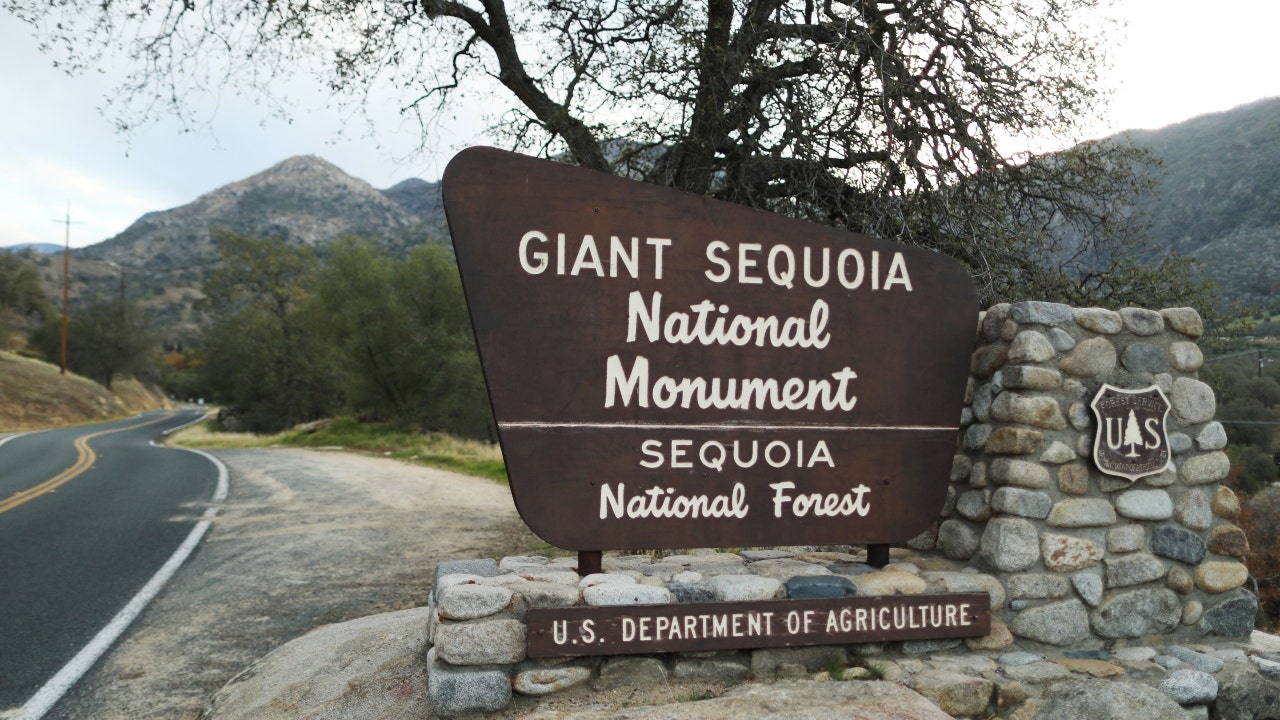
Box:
[61,155,446,337]
[79,155,442,268]
[381,177,446,224]
[1125,97,1280,312]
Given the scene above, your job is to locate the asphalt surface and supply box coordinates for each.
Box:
[0,409,218,713]
[34,447,530,720]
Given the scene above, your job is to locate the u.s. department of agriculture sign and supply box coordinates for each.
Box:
[443,148,978,551]
[526,594,991,658]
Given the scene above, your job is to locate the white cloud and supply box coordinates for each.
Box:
[0,154,179,247]
[0,11,490,248]
[1101,0,1280,133]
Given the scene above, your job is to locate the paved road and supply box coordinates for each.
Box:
[36,447,530,720]
[0,409,219,715]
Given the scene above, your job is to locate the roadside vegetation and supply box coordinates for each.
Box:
[170,416,506,483]
[3,235,502,477]
[1205,342,1280,629]
[0,251,52,351]
[162,233,494,442]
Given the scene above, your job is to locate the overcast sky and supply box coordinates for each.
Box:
[3,0,1278,249]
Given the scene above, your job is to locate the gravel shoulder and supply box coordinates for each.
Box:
[46,447,540,720]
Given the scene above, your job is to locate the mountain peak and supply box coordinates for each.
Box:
[227,154,370,195]
[77,153,438,272]
[381,177,443,221]
[261,154,347,177]
[385,177,434,192]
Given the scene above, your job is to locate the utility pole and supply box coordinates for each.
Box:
[52,204,84,375]
[106,261,126,327]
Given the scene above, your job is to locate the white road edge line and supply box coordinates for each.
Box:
[16,417,229,720]
[161,409,212,437]
[0,432,33,449]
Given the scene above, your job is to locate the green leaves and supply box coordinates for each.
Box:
[313,237,493,439]
[199,232,335,431]
[197,233,492,438]
[0,252,51,320]
[0,252,53,347]
[29,296,156,389]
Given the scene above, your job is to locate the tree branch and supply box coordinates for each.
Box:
[418,0,608,170]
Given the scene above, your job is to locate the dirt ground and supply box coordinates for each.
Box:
[43,447,542,720]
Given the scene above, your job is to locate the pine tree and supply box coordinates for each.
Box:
[1123,410,1143,458]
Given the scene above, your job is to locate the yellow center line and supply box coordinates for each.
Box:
[0,412,177,515]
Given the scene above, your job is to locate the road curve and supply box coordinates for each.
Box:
[0,409,220,716]
[39,447,530,720]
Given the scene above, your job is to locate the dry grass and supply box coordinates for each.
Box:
[169,417,508,482]
[166,420,281,449]
[0,351,170,431]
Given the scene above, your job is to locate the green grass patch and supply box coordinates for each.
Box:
[170,416,507,482]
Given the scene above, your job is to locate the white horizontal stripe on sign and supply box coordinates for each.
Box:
[499,421,958,432]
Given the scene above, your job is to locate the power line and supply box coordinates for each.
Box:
[1207,348,1276,378]
[1208,349,1266,362]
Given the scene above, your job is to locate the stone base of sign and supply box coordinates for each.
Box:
[413,548,1280,718]
[943,304,1257,644]
[427,549,977,716]
[198,548,1280,719]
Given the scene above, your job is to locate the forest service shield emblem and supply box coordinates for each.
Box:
[1089,384,1173,482]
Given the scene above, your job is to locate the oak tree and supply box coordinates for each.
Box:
[7,0,1209,306]
[312,237,494,439]
[29,296,156,388]
[0,252,52,347]
[200,232,339,430]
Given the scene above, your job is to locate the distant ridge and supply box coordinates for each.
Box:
[78,154,440,271]
[1121,96,1280,310]
[382,177,444,222]
[2,243,62,254]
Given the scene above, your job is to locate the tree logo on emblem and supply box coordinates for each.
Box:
[1089,384,1172,482]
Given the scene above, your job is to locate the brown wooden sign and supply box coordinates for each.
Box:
[443,147,978,551]
[527,593,992,658]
